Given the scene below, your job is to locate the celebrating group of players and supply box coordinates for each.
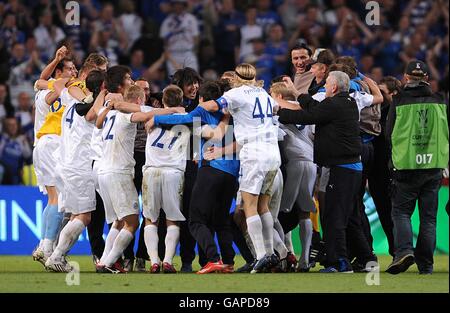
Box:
[31,43,374,275]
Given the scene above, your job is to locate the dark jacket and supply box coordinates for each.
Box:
[278,92,361,166]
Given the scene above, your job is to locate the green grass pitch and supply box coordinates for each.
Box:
[0,255,448,293]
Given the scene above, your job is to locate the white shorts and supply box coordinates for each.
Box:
[92,160,100,192]
[280,160,317,213]
[98,172,139,224]
[142,167,186,223]
[60,167,96,215]
[238,143,281,196]
[33,135,60,188]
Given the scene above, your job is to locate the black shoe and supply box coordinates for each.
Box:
[236,262,253,273]
[309,240,325,267]
[386,254,415,275]
[268,253,280,269]
[180,262,193,273]
[250,256,271,274]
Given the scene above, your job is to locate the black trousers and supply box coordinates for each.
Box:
[368,136,395,256]
[87,190,106,258]
[391,169,442,272]
[323,166,372,267]
[179,161,207,266]
[188,166,237,264]
[356,141,374,249]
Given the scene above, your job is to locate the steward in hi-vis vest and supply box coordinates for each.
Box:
[385,60,448,276]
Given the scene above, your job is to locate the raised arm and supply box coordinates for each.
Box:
[96,102,114,129]
[363,75,384,105]
[39,46,68,79]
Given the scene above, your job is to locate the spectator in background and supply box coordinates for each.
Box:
[129,49,147,80]
[118,0,143,52]
[91,2,128,60]
[392,15,413,47]
[0,12,26,52]
[359,54,375,76]
[0,116,32,185]
[370,67,384,84]
[8,49,45,108]
[89,26,120,66]
[290,4,326,49]
[14,91,33,144]
[371,24,402,76]
[9,42,27,67]
[33,10,65,61]
[198,39,218,77]
[0,84,14,129]
[256,0,281,32]
[278,0,310,38]
[238,6,263,63]
[333,10,374,64]
[243,37,275,90]
[265,23,288,77]
[160,0,200,75]
[213,0,244,73]
[131,20,165,67]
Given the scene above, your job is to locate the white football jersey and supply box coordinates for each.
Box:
[313,91,373,117]
[217,85,279,146]
[33,89,51,145]
[144,120,190,172]
[90,100,111,162]
[59,88,95,171]
[97,110,137,175]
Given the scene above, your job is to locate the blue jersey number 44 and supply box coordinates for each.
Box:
[252,97,273,123]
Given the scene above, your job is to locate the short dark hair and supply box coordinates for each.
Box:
[335,56,358,78]
[199,81,223,101]
[271,75,289,85]
[328,63,353,78]
[380,76,402,94]
[171,67,202,88]
[162,85,184,107]
[216,79,232,93]
[86,70,106,99]
[53,58,74,77]
[291,42,312,57]
[105,65,131,93]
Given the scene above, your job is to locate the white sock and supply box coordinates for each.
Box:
[100,227,120,264]
[244,231,256,258]
[273,220,285,243]
[103,229,134,267]
[163,225,180,264]
[246,215,266,260]
[42,238,54,256]
[273,228,288,259]
[144,225,160,265]
[52,219,85,260]
[299,219,313,268]
[285,231,294,253]
[38,239,44,250]
[260,212,274,255]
